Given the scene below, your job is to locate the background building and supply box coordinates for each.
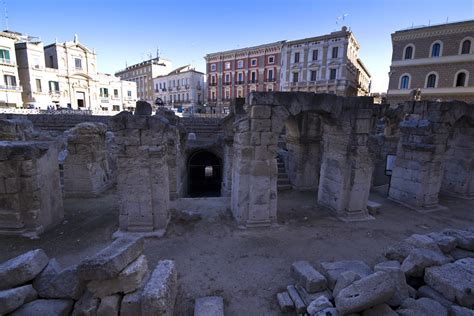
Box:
[387,20,474,104]
[153,65,204,115]
[204,41,284,113]
[281,26,371,96]
[0,31,22,107]
[115,56,172,105]
[13,33,137,113]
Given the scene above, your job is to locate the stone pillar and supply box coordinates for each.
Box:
[388,119,449,212]
[0,141,64,238]
[231,105,279,227]
[111,112,172,237]
[63,122,114,197]
[221,142,233,197]
[441,121,474,199]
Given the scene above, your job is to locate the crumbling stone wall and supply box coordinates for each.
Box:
[0,141,63,238]
[111,106,178,236]
[63,122,114,197]
[231,93,375,227]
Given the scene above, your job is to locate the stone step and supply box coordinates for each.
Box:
[278,180,291,186]
[278,184,292,191]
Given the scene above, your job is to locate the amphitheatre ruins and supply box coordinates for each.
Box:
[0,92,473,315]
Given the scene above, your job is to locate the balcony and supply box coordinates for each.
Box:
[250,79,258,84]
[185,85,189,89]
[196,85,202,90]
[265,78,275,82]
[209,82,217,87]
[236,81,245,85]
[0,85,22,92]
[176,86,181,90]
[223,81,232,86]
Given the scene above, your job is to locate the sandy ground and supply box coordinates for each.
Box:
[0,187,473,315]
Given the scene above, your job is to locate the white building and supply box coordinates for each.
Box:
[0,31,22,107]
[13,32,137,113]
[153,65,204,114]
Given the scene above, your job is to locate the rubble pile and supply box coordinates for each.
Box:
[277,228,474,315]
[0,237,177,316]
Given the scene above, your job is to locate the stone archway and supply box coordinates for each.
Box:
[187,150,222,197]
[231,92,375,227]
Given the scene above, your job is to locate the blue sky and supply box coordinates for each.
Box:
[6,0,473,92]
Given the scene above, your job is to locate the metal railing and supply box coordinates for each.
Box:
[0,85,22,92]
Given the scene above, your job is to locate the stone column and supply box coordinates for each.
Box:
[63,122,113,197]
[111,112,172,237]
[388,119,449,212]
[0,141,64,238]
[231,105,279,227]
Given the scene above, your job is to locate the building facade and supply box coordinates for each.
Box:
[387,20,474,104]
[0,31,22,107]
[115,57,172,105]
[281,26,371,96]
[204,41,284,113]
[13,33,137,113]
[153,65,204,114]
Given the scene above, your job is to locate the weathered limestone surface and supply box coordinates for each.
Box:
[276,291,294,312]
[374,260,409,306]
[318,260,373,290]
[0,141,64,238]
[63,122,114,197]
[194,296,224,316]
[111,110,177,234]
[291,261,327,293]
[33,264,85,300]
[396,297,448,316]
[141,259,178,316]
[362,303,397,316]
[0,249,49,290]
[72,291,99,316]
[77,237,144,281]
[10,299,74,316]
[0,285,37,314]
[97,294,121,316]
[0,118,36,141]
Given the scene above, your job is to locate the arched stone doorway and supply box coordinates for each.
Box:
[188,150,222,197]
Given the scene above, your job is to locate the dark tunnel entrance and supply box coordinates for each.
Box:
[188,150,222,197]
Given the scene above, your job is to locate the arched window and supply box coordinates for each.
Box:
[404,46,413,59]
[461,40,471,54]
[431,43,441,57]
[400,75,410,89]
[455,72,467,87]
[426,73,437,88]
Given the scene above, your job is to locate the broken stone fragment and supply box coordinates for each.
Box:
[276,291,294,312]
[401,248,451,277]
[335,271,395,315]
[0,249,49,290]
[417,285,453,308]
[72,291,99,316]
[427,232,458,253]
[362,303,397,316]
[77,237,144,280]
[33,262,85,300]
[287,285,306,314]
[0,285,37,314]
[374,260,409,306]
[307,295,333,315]
[442,229,474,251]
[291,260,327,293]
[396,297,448,316]
[332,270,361,298]
[97,294,121,316]
[10,299,74,316]
[318,260,372,290]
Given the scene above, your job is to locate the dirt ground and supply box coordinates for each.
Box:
[0,187,473,315]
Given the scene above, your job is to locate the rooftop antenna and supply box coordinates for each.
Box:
[3,0,8,31]
[156,47,160,59]
[446,17,449,23]
[336,13,349,28]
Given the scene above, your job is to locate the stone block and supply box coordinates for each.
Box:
[396,297,448,316]
[134,101,152,116]
[333,270,362,298]
[295,284,333,306]
[276,292,294,312]
[374,260,409,307]
[427,232,458,253]
[72,291,99,316]
[33,262,85,300]
[0,285,37,314]
[287,285,306,314]
[367,200,381,215]
[33,259,61,292]
[87,254,149,298]
[450,305,474,316]
[0,249,49,290]
[417,285,453,308]
[424,258,474,308]
[442,229,474,251]
[77,237,144,280]
[97,294,121,316]
[401,248,451,277]
[362,304,397,316]
[335,271,396,315]
[251,119,271,132]
[291,261,327,293]
[307,295,333,315]
[451,248,474,260]
[194,296,224,316]
[10,299,74,316]
[318,260,373,290]
[141,260,178,316]
[250,105,271,119]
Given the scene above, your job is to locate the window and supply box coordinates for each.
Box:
[310,70,317,81]
[251,59,257,66]
[312,50,318,61]
[113,105,120,111]
[114,89,119,97]
[294,52,300,63]
[404,46,413,59]
[3,75,16,87]
[455,71,467,87]
[431,42,441,57]
[177,94,180,102]
[267,87,273,92]
[400,75,410,89]
[461,40,471,54]
[127,90,132,97]
[211,75,216,85]
[224,62,231,70]
[238,72,243,83]
[225,90,230,99]
[330,69,337,80]
[186,93,189,101]
[0,49,10,63]
[211,91,216,100]
[293,72,299,83]
[251,71,256,82]
[35,79,42,92]
[237,60,244,68]
[100,88,109,97]
[426,73,437,88]
[268,69,274,81]
[48,80,59,92]
[332,47,339,58]
[268,56,274,64]
[211,64,216,71]
[225,74,230,83]
[74,58,82,70]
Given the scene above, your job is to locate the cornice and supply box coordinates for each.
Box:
[393,25,474,41]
